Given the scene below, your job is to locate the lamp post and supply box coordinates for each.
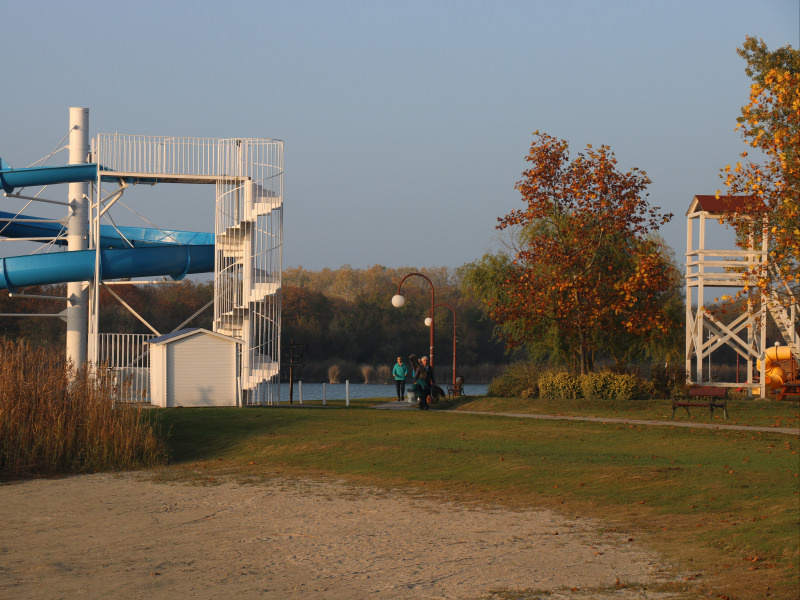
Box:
[391,272,435,368]
[426,302,456,393]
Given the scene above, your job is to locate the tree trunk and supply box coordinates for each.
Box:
[577,326,588,375]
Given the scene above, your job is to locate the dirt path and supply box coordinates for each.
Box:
[451,410,800,435]
[375,402,799,435]
[0,473,678,599]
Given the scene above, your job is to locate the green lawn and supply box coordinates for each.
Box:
[149,396,799,600]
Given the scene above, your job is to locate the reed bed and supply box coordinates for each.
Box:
[0,339,166,480]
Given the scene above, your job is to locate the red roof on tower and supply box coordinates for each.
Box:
[687,195,766,215]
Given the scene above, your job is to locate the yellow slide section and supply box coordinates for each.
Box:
[757,346,794,388]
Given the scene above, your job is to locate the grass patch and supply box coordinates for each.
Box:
[148,397,799,600]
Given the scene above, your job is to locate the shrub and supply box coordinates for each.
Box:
[489,363,652,401]
[0,339,166,480]
[581,370,641,401]
[487,362,545,397]
[538,370,582,399]
[649,363,688,398]
[580,371,613,400]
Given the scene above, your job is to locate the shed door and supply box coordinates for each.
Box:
[166,337,235,406]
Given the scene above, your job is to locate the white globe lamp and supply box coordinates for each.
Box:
[424,317,432,327]
[391,294,405,308]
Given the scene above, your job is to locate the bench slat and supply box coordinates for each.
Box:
[688,387,728,397]
[672,386,729,419]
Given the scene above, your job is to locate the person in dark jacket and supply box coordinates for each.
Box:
[413,355,435,410]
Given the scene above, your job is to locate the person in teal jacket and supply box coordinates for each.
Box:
[392,356,409,401]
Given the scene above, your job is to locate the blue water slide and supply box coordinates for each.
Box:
[0,159,216,290]
[0,160,173,194]
[0,211,215,248]
[0,162,99,194]
[0,245,214,291]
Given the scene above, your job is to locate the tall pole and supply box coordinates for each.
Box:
[392,272,434,368]
[66,107,89,367]
[429,303,456,391]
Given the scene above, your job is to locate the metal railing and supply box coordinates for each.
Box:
[94,134,284,181]
[97,333,154,403]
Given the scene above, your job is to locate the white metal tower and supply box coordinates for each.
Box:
[91,134,284,404]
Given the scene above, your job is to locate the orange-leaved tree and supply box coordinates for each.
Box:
[716,37,799,303]
[490,132,676,374]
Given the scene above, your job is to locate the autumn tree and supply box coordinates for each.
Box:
[717,37,799,302]
[474,132,676,374]
[458,251,536,357]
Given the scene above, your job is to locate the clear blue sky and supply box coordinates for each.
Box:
[1,0,798,271]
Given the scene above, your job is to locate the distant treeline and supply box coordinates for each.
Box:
[0,266,514,383]
[281,265,515,383]
[0,280,214,347]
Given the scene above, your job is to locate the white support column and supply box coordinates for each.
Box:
[685,214,693,382]
[696,212,706,382]
[758,219,768,398]
[66,107,89,367]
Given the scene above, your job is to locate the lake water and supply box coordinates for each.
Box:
[279,382,488,402]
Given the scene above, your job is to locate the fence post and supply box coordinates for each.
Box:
[346,380,350,407]
[298,381,303,404]
[322,383,327,406]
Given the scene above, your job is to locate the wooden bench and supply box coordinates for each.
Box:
[776,382,800,401]
[672,386,729,419]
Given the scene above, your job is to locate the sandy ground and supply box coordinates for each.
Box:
[0,473,679,600]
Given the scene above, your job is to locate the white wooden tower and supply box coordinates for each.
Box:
[685,195,799,397]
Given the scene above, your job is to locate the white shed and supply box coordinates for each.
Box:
[146,328,241,408]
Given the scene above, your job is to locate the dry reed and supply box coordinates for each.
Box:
[376,364,391,384]
[327,364,341,384]
[0,338,166,480]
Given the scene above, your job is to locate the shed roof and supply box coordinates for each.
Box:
[687,195,766,216]
[146,327,241,345]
